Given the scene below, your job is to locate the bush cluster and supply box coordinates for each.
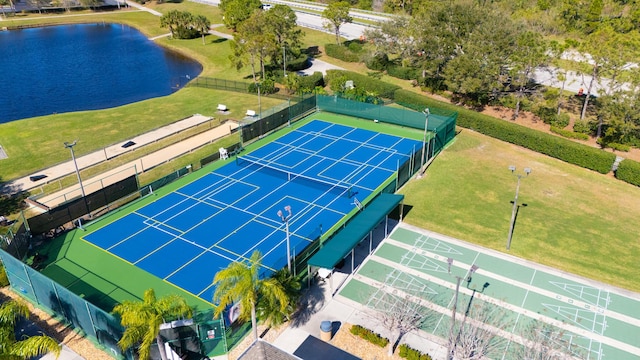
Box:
[298,72,325,92]
[0,264,8,287]
[387,65,419,80]
[365,52,390,71]
[393,89,616,174]
[286,55,310,71]
[325,43,361,62]
[615,159,640,186]
[398,344,432,360]
[325,70,400,99]
[550,126,590,140]
[248,78,276,94]
[349,324,389,348]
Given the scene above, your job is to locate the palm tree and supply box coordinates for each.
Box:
[193,15,211,45]
[212,250,289,340]
[257,268,301,328]
[113,289,193,360]
[0,299,61,359]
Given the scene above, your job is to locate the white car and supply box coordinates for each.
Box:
[260,3,272,10]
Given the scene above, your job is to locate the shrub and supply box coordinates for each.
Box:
[498,94,518,109]
[297,72,324,93]
[398,344,432,360]
[393,89,616,174]
[550,126,590,140]
[0,264,8,287]
[365,52,390,71]
[350,324,389,348]
[615,159,640,186]
[533,105,557,124]
[325,43,360,62]
[347,40,365,53]
[387,65,419,80]
[598,140,631,152]
[286,55,310,71]
[573,119,593,134]
[550,112,570,128]
[325,70,400,99]
[248,78,276,94]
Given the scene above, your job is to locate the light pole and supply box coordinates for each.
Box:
[506,165,531,250]
[283,45,287,78]
[277,205,293,272]
[446,258,479,360]
[64,141,90,216]
[417,108,430,178]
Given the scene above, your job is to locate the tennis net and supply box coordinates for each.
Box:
[237,155,352,198]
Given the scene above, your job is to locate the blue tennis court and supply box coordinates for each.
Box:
[84,120,422,303]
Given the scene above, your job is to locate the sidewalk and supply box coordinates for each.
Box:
[2,114,215,196]
[35,119,238,209]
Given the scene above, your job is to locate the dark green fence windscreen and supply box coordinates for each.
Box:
[241,94,317,143]
[317,95,457,157]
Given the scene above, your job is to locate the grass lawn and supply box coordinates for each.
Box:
[399,129,640,292]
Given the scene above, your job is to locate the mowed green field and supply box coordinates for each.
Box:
[399,129,640,292]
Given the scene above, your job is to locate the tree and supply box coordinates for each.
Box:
[220,0,262,31]
[113,289,193,360]
[322,1,353,45]
[212,250,290,341]
[0,299,61,359]
[508,31,549,119]
[263,5,304,70]
[443,7,519,106]
[512,320,586,359]
[160,10,198,40]
[579,25,638,135]
[232,11,276,81]
[449,299,511,359]
[193,15,211,45]
[368,285,430,356]
[256,268,301,329]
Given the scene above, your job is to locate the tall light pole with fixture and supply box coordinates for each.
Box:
[283,45,287,78]
[446,258,479,360]
[277,205,293,272]
[64,141,90,215]
[418,108,430,178]
[506,165,531,250]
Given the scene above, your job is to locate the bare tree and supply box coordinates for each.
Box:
[512,320,586,360]
[364,276,434,356]
[449,298,511,360]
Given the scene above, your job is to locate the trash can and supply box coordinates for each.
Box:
[320,321,332,341]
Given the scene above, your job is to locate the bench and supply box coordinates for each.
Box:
[246,109,256,117]
[217,104,228,112]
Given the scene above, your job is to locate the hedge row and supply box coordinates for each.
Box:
[350,324,389,348]
[286,55,310,71]
[615,159,640,186]
[325,70,400,99]
[393,90,616,174]
[298,71,324,91]
[325,43,360,62]
[398,344,432,360]
[550,126,590,140]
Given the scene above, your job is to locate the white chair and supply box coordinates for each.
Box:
[217,104,228,112]
[246,109,256,117]
[219,147,229,160]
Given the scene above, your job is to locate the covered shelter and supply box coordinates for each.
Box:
[307,193,404,293]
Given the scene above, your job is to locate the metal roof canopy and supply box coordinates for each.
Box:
[307,193,404,270]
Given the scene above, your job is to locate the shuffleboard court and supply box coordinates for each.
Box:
[82,120,422,303]
[338,223,640,359]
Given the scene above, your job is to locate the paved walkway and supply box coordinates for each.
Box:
[35,119,238,209]
[2,114,215,196]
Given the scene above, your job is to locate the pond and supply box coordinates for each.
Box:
[0,23,202,124]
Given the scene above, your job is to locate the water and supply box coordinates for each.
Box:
[0,23,202,124]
